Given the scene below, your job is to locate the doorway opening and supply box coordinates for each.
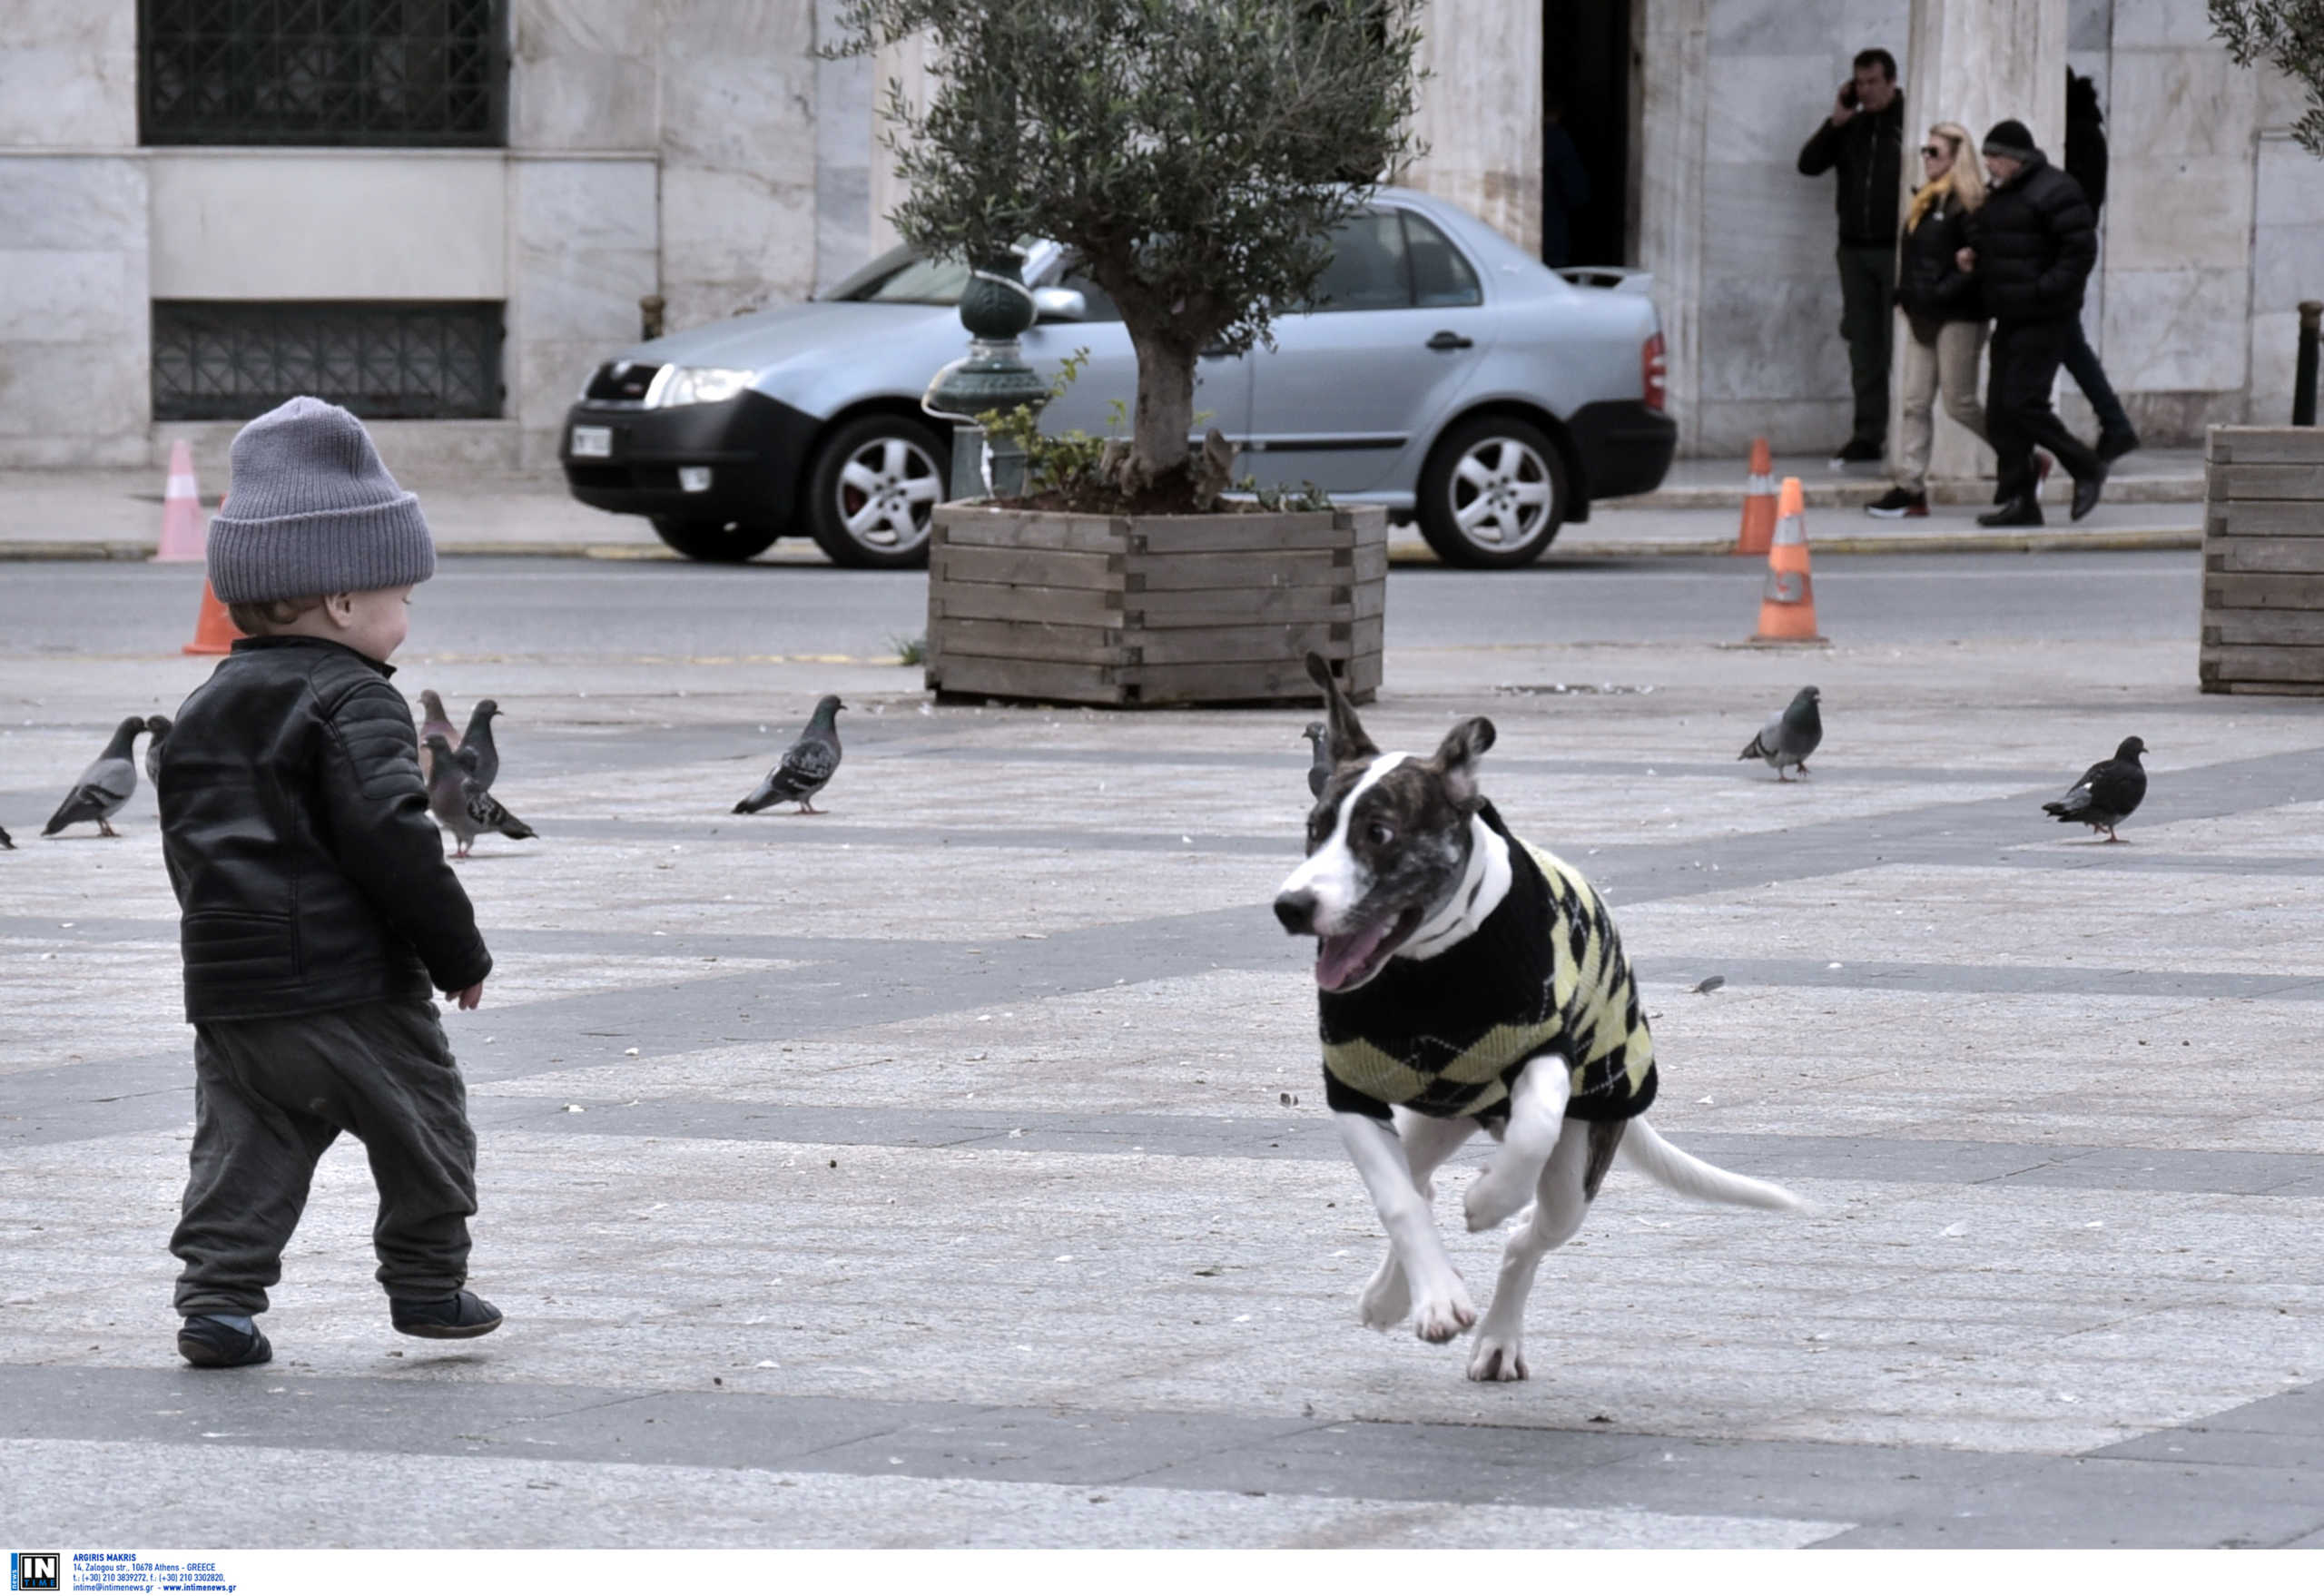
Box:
[1542,0,1637,269]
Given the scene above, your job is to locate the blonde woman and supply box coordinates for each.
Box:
[1868,123,1994,517]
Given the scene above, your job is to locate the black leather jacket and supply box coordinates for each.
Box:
[1964,151,2097,327]
[160,635,491,1022]
[1797,94,1906,245]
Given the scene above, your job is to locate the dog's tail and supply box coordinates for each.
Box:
[1618,1119,1805,1212]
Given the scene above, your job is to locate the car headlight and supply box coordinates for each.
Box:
[648,366,755,408]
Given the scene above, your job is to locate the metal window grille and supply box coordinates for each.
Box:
[152,300,506,421]
[140,1,508,146]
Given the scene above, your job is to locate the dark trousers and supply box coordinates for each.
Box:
[1986,318,2102,503]
[172,1000,478,1317]
[1837,243,1898,446]
[2062,318,2132,438]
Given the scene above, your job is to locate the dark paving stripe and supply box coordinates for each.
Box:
[5,1364,2319,1546]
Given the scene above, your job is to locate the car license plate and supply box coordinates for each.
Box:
[569,425,613,458]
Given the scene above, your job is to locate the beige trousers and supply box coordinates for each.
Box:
[1894,319,1989,493]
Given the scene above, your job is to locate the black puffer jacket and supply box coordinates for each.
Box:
[161,635,491,1022]
[1797,93,1907,245]
[1895,192,1984,333]
[1964,151,2097,326]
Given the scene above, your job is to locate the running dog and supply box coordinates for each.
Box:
[1273,655,1802,1382]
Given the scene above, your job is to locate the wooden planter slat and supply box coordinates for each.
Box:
[2203,609,2324,647]
[2207,503,2324,536]
[2201,427,2324,694]
[1126,549,1348,592]
[927,503,1387,706]
[2208,538,2324,575]
[2210,429,2324,465]
[933,617,1122,665]
[935,544,1123,590]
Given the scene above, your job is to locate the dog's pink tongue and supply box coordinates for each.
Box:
[1316,921,1389,990]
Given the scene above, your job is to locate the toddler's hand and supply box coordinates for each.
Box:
[453,981,485,1011]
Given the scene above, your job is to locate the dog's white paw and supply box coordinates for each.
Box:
[1466,1333,1529,1383]
[1412,1281,1476,1344]
[1358,1256,1411,1331]
[1463,1167,1534,1232]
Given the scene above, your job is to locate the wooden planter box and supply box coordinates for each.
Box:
[924,502,1387,707]
[2200,427,2324,695]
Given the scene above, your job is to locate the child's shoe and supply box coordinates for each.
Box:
[390,1289,504,1339]
[178,1314,271,1368]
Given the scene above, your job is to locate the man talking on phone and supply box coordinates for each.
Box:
[1798,48,1906,468]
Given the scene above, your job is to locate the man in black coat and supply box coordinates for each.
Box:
[1797,48,1906,466]
[1961,119,2105,527]
[2063,70,2139,460]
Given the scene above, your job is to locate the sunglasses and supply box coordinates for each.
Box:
[1919,144,1950,158]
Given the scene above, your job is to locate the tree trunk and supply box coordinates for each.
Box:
[1127,329,1198,488]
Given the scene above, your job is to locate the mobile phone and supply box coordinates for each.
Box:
[1840,81,1859,108]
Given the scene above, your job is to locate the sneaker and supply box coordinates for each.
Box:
[1829,438,1884,466]
[390,1289,504,1340]
[2097,429,2141,463]
[1866,488,1928,518]
[177,1315,271,1369]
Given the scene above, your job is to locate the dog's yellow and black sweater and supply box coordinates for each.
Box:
[1318,803,1658,1124]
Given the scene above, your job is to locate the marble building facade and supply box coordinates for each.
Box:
[1,0,2316,475]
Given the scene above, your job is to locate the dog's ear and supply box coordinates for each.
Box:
[1305,652,1378,764]
[1429,716,1496,809]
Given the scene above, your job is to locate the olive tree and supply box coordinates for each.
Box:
[2211,0,2324,155]
[832,0,1424,496]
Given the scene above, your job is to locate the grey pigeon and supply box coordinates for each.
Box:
[735,695,845,815]
[417,690,458,783]
[144,714,172,787]
[1302,721,1333,798]
[2043,736,2147,843]
[1738,685,1822,781]
[454,698,503,792]
[423,733,537,858]
[44,715,146,838]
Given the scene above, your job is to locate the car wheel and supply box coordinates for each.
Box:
[1416,415,1568,569]
[649,517,783,563]
[804,413,950,569]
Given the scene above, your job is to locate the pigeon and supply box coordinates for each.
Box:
[2043,736,2147,842]
[454,698,503,792]
[144,715,172,788]
[43,715,147,838]
[1302,721,1333,798]
[734,695,845,815]
[1738,685,1822,781]
[423,733,537,858]
[417,690,459,783]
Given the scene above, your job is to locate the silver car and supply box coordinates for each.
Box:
[560,187,1674,568]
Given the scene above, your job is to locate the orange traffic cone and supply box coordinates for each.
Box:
[1732,436,1777,555]
[153,439,207,563]
[183,581,244,656]
[1750,477,1827,644]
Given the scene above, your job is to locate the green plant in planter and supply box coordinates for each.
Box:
[832,0,1424,507]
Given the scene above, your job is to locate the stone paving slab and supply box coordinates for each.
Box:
[7,599,2324,1545]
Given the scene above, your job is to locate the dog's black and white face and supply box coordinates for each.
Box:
[1274,655,1494,992]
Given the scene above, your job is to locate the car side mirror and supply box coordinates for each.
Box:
[1032,287,1088,323]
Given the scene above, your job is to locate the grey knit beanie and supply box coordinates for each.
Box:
[1982,119,2037,162]
[207,397,435,604]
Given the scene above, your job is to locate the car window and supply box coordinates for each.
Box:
[1403,211,1482,308]
[829,239,1042,306]
[1304,212,1413,312]
[1055,264,1125,323]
